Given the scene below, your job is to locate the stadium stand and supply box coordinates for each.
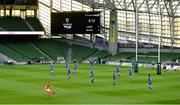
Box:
[3,41,46,61]
[136,52,180,63]
[105,52,134,61]
[161,53,180,61]
[71,45,97,61]
[33,39,69,60]
[146,52,180,62]
[0,38,179,63]
[0,44,28,62]
[105,52,180,63]
[92,50,111,59]
[0,16,44,32]
[25,17,44,31]
[0,17,30,31]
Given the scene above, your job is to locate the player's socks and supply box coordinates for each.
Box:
[50,73,55,76]
[113,82,116,86]
[68,76,71,80]
[91,79,94,83]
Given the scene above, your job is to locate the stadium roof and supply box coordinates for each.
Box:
[75,0,180,17]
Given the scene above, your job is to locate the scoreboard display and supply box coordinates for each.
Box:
[0,0,38,5]
[51,12,100,34]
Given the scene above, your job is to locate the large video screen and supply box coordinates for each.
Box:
[51,12,100,34]
[0,0,38,5]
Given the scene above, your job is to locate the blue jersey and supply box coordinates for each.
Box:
[68,69,71,75]
[50,63,54,71]
[113,73,116,80]
[74,64,77,70]
[132,59,135,68]
[90,70,94,77]
[129,68,132,76]
[116,65,120,73]
[148,76,152,86]
[66,63,69,69]
[90,60,94,67]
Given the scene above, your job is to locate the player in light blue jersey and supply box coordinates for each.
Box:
[49,62,55,76]
[74,63,77,74]
[89,60,94,69]
[129,68,132,81]
[116,65,120,76]
[90,70,95,83]
[132,59,135,68]
[112,72,116,86]
[65,62,69,70]
[148,74,152,92]
[68,68,71,80]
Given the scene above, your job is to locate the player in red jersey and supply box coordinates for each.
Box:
[44,81,56,96]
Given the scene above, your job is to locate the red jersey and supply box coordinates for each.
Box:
[45,84,51,90]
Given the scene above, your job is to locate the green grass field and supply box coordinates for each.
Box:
[0,64,180,104]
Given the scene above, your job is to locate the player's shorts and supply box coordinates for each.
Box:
[45,89,51,92]
[117,72,120,75]
[50,70,54,73]
[148,85,152,89]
